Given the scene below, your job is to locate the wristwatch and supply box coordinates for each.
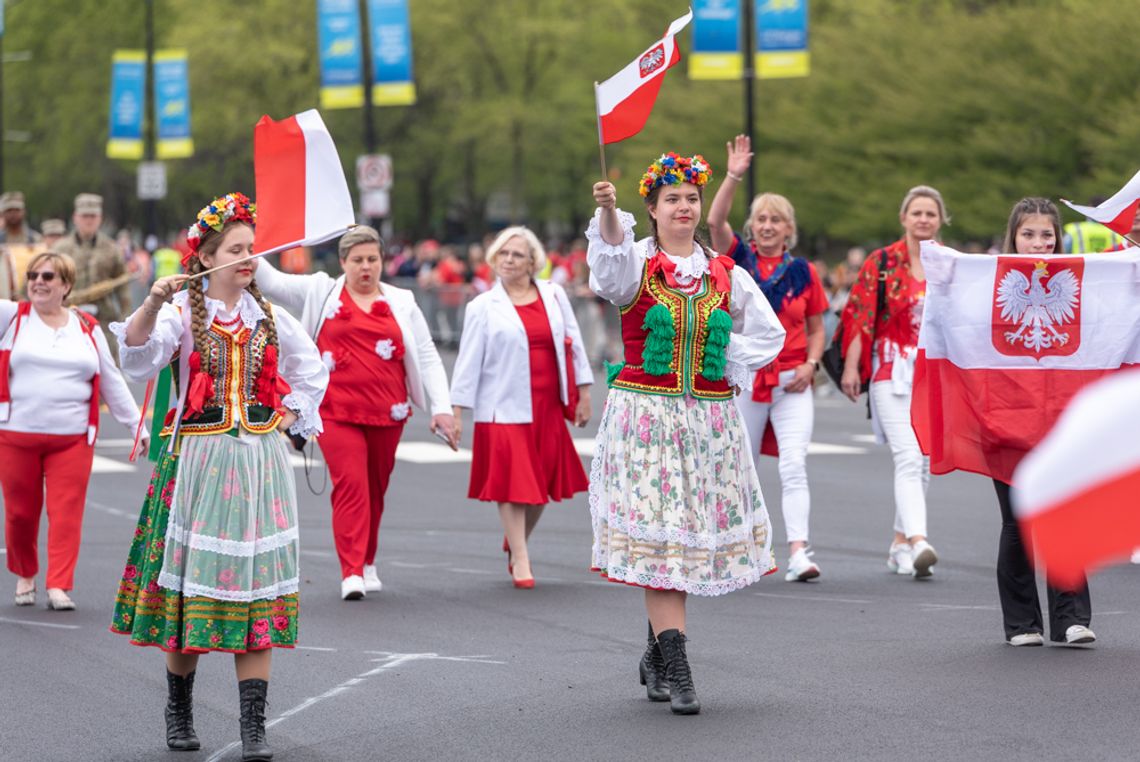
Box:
[807,358,820,370]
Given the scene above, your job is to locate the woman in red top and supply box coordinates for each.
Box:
[707,135,829,582]
[838,185,948,579]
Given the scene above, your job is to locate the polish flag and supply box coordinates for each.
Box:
[254,109,356,255]
[1061,168,1140,235]
[910,242,1140,485]
[1012,369,1140,589]
[595,8,693,145]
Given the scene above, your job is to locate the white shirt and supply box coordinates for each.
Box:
[450,279,595,423]
[0,303,141,437]
[585,208,786,390]
[110,288,329,439]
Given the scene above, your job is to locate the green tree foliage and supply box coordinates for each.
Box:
[2,0,1138,252]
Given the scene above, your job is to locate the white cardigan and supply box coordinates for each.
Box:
[450,280,594,423]
[254,259,452,417]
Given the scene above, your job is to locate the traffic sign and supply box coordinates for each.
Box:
[137,161,167,200]
[356,154,392,191]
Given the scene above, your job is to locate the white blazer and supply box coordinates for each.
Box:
[450,280,594,423]
[254,259,452,417]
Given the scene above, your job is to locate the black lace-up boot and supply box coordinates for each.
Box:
[165,669,200,751]
[238,678,273,761]
[638,620,670,701]
[656,629,700,715]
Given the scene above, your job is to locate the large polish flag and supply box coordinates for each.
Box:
[595,8,693,144]
[1012,369,1140,589]
[254,109,356,255]
[911,241,1140,485]
[1061,168,1140,235]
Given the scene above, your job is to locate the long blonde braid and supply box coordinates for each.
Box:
[185,257,212,371]
[245,278,279,381]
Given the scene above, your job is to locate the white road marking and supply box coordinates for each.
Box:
[0,616,81,630]
[205,651,504,762]
[296,646,338,652]
[851,434,879,444]
[91,455,135,474]
[807,442,867,455]
[753,592,872,604]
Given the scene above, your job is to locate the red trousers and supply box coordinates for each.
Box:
[0,430,95,590]
[318,419,403,578]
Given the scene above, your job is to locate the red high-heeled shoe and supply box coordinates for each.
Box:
[512,577,535,590]
[503,535,512,575]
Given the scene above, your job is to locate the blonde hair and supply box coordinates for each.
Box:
[338,225,383,259]
[899,185,951,225]
[29,251,76,298]
[746,192,798,251]
[486,226,547,274]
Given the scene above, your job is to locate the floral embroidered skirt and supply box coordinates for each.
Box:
[110,432,300,653]
[589,389,776,596]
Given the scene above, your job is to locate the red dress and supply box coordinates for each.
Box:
[468,299,588,504]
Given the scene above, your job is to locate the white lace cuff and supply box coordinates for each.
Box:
[725,360,752,393]
[283,391,323,439]
[585,207,636,257]
[108,317,166,380]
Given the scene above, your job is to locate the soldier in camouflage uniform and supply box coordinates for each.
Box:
[53,193,131,357]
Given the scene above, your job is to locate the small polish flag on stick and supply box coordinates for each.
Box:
[254,109,356,256]
[1012,369,1140,590]
[593,7,693,173]
[1061,168,1140,241]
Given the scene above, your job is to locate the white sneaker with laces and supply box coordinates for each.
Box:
[1008,632,1044,647]
[784,548,821,582]
[887,542,914,575]
[1064,625,1096,645]
[341,575,366,601]
[363,565,383,592]
[910,540,938,579]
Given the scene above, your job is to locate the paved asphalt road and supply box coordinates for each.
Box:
[2,378,1139,761]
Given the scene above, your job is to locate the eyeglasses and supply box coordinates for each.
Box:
[26,271,57,283]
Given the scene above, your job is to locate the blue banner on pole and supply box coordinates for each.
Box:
[154,50,193,159]
[690,0,742,80]
[318,0,365,109]
[366,0,416,106]
[755,0,810,79]
[107,50,146,160]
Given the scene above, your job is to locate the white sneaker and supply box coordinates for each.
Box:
[1064,625,1096,645]
[887,542,914,575]
[784,548,821,582]
[1131,549,1140,564]
[1008,632,1044,647]
[910,540,938,579]
[340,575,366,601]
[363,565,383,592]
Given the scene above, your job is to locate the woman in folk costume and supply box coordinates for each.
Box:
[707,135,830,582]
[588,153,785,715]
[838,185,946,580]
[108,193,328,761]
[255,226,457,601]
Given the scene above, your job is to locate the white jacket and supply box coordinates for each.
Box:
[450,280,594,423]
[253,259,452,417]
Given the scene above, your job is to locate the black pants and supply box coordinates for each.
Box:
[994,479,1091,641]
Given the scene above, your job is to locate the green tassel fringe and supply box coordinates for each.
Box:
[605,361,625,387]
[641,303,675,376]
[700,308,733,381]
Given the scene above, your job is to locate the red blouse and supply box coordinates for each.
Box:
[317,289,410,426]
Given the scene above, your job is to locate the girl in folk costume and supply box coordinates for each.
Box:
[991,198,1093,647]
[707,135,830,582]
[588,154,785,715]
[108,193,328,761]
[838,186,945,579]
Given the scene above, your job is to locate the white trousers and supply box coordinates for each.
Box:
[736,369,813,544]
[869,380,930,538]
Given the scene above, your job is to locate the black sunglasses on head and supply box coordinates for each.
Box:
[26,271,56,282]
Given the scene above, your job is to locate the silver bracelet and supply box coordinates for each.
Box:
[725,171,743,182]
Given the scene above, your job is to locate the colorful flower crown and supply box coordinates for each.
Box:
[638,153,713,198]
[185,192,256,256]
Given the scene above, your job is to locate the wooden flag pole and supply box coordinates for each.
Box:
[594,82,608,180]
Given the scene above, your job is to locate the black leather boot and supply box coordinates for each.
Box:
[238,678,273,761]
[165,669,201,751]
[656,629,700,715]
[638,620,670,701]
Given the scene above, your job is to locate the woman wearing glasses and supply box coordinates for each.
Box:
[0,251,143,610]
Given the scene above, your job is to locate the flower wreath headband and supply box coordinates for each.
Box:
[638,152,713,198]
[183,192,257,267]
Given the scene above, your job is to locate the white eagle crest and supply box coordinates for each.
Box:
[995,261,1079,352]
